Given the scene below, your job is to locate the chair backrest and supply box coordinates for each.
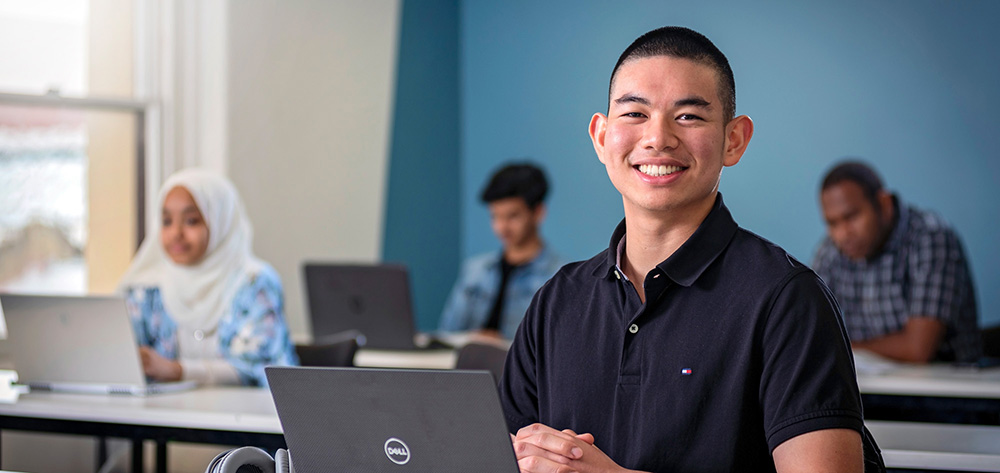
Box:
[295,331,360,367]
[862,425,886,473]
[454,342,509,383]
[982,325,1000,358]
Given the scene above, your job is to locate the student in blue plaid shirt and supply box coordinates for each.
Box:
[813,160,981,363]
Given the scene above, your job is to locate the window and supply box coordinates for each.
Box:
[0,104,88,293]
[0,0,90,96]
[0,0,145,295]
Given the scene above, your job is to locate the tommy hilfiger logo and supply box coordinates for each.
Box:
[680,368,692,375]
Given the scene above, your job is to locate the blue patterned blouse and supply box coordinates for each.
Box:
[123,264,298,386]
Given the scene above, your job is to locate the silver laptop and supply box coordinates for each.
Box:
[303,263,439,350]
[0,293,197,395]
[266,366,518,472]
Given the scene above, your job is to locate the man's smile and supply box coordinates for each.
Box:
[636,164,685,177]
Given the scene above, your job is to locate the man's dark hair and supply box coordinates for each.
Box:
[609,26,736,120]
[820,160,885,209]
[480,162,549,209]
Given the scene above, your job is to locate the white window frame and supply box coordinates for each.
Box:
[0,0,228,247]
[0,91,150,245]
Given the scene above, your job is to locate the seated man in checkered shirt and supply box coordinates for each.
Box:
[813,160,981,363]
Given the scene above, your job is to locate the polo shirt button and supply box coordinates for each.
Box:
[628,324,639,334]
[615,270,621,280]
[194,330,204,341]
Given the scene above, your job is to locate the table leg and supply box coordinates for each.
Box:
[156,439,167,473]
[132,439,143,473]
[97,436,108,471]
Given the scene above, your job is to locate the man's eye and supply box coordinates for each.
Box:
[622,112,645,118]
[677,114,703,121]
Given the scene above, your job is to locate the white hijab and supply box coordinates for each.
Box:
[118,168,263,335]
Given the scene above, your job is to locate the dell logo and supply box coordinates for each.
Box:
[384,438,410,465]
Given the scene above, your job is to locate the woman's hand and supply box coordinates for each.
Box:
[139,346,183,381]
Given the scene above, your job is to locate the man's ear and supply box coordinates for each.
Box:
[532,203,547,225]
[877,189,894,220]
[589,113,608,165]
[723,115,754,167]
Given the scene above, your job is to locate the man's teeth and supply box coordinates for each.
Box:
[638,164,682,177]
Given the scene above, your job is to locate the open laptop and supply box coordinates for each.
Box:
[266,366,518,472]
[0,293,197,395]
[303,263,448,350]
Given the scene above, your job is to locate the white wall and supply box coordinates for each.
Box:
[226,0,401,340]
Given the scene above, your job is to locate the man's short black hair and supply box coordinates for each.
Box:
[609,26,736,120]
[480,162,549,209]
[820,160,885,209]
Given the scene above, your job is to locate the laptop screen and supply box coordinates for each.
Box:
[0,294,197,395]
[302,263,418,350]
[0,294,147,386]
[266,366,518,472]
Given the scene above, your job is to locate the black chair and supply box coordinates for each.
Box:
[862,425,886,473]
[454,342,509,383]
[981,324,1000,358]
[295,330,361,367]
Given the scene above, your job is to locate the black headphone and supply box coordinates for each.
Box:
[205,446,293,473]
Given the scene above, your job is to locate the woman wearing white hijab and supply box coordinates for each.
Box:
[119,168,297,386]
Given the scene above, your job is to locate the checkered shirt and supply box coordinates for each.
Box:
[813,197,981,362]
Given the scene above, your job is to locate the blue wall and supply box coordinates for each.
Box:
[459,0,1000,326]
[383,0,461,331]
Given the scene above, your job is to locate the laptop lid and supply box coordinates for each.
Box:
[0,293,195,395]
[266,366,518,473]
[303,263,418,350]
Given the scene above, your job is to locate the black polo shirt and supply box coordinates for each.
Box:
[500,194,864,472]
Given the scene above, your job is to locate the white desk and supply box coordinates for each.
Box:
[869,420,1000,472]
[854,351,1000,425]
[352,331,513,370]
[353,348,457,370]
[0,387,282,473]
[6,353,999,473]
[857,363,1000,399]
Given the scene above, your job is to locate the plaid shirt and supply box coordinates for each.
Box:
[813,197,981,362]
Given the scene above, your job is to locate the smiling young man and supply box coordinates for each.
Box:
[813,160,980,364]
[499,27,879,472]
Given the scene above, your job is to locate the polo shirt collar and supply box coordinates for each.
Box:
[597,194,739,287]
[877,194,909,256]
[599,220,628,278]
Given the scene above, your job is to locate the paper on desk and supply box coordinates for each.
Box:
[852,349,900,375]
